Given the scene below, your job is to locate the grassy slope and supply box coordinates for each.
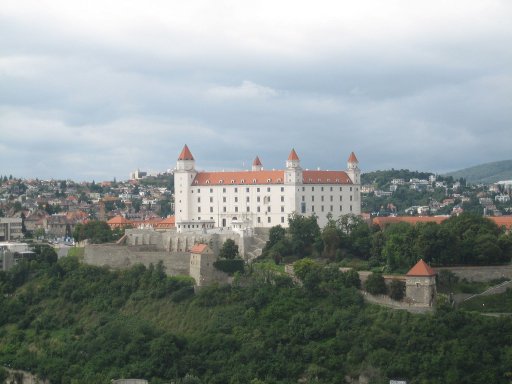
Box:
[445,159,512,184]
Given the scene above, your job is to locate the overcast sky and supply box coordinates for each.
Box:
[1,1,511,181]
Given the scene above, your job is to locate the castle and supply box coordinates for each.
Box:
[174,145,361,230]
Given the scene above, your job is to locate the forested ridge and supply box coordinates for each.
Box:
[1,247,511,383]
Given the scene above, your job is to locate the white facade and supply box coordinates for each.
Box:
[174,145,361,229]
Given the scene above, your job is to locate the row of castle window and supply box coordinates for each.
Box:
[196,216,286,224]
[197,205,283,213]
[197,194,354,204]
[192,186,355,194]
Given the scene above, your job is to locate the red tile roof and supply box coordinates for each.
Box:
[488,216,512,230]
[107,216,132,225]
[192,170,353,186]
[302,170,353,184]
[288,148,300,161]
[190,244,209,254]
[406,259,436,276]
[348,151,359,163]
[178,144,194,161]
[372,216,449,227]
[155,216,176,228]
[253,156,262,166]
[193,170,285,185]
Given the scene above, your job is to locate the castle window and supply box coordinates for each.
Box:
[326,179,330,183]
[241,180,245,184]
[257,206,261,212]
[267,178,271,183]
[194,181,198,184]
[281,206,284,212]
[234,188,238,192]
[340,196,342,201]
[257,196,260,202]
[268,217,271,223]
[210,207,213,212]
[197,197,201,203]
[235,207,238,212]
[318,178,321,182]
[330,187,333,191]
[231,180,235,184]
[302,196,305,202]
[330,196,333,202]
[206,180,210,184]
[246,196,250,202]
[339,187,342,191]
[350,196,353,201]
[257,187,260,192]
[247,206,250,212]
[340,205,342,211]
[223,197,226,203]
[253,179,257,183]
[223,206,226,212]
[210,188,213,193]
[257,217,261,223]
[219,180,224,184]
[281,187,284,192]
[312,205,315,212]
[321,205,324,212]
[312,196,314,202]
[246,187,249,193]
[235,197,238,202]
[267,187,271,192]
[312,186,314,191]
[330,205,333,211]
[321,187,324,191]
[321,196,324,202]
[302,187,305,191]
[210,197,213,203]
[267,206,271,212]
[350,205,353,212]
[309,179,313,182]
[336,179,339,183]
[277,178,282,183]
[281,196,284,202]
[350,187,353,191]
[197,189,201,193]
[281,217,285,223]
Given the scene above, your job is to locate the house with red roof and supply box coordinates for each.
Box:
[174,145,361,230]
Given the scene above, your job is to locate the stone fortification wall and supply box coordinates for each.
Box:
[84,244,190,276]
[437,265,512,282]
[125,229,243,256]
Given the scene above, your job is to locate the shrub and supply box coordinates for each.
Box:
[213,259,245,275]
[389,279,405,301]
[365,272,387,295]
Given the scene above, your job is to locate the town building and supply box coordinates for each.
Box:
[174,145,361,230]
[405,259,437,307]
[0,217,23,241]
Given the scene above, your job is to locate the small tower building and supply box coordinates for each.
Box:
[252,156,263,171]
[405,259,436,306]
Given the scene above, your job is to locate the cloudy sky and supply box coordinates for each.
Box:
[1,0,511,181]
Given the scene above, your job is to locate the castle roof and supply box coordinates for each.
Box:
[155,216,175,228]
[348,152,359,163]
[192,170,352,186]
[190,243,209,254]
[178,144,194,161]
[253,156,262,166]
[288,148,300,161]
[406,259,436,277]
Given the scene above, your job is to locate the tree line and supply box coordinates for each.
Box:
[262,212,512,272]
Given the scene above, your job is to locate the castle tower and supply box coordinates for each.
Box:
[175,144,197,223]
[285,149,303,185]
[346,151,360,185]
[405,259,437,306]
[252,156,263,171]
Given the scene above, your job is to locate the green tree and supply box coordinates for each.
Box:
[365,272,387,295]
[288,213,321,257]
[219,239,239,260]
[389,279,405,301]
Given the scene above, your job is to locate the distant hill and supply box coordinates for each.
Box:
[444,160,512,184]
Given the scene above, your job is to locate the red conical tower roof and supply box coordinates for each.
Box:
[288,148,300,161]
[406,259,436,276]
[253,156,262,166]
[178,144,194,161]
[347,151,359,163]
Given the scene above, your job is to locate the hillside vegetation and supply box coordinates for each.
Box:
[445,159,512,184]
[1,247,512,383]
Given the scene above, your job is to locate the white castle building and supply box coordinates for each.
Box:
[174,145,361,231]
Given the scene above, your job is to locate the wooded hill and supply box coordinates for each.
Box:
[1,245,511,383]
[444,159,512,184]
